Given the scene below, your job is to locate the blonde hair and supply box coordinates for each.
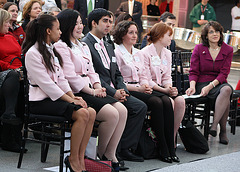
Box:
[22,0,42,19]
[0,9,11,31]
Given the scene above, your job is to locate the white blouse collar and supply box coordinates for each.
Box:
[119,44,139,56]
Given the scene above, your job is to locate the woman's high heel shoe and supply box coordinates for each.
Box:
[209,130,217,137]
[64,156,75,172]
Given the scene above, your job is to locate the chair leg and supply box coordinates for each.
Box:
[17,124,28,168]
[41,142,50,162]
[59,124,65,172]
[203,102,211,140]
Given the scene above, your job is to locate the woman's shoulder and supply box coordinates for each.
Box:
[221,42,233,54]
[54,40,67,48]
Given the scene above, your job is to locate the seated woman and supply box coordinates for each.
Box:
[0,9,24,152]
[54,9,127,171]
[140,23,185,148]
[3,2,25,45]
[21,0,42,31]
[186,21,233,145]
[113,20,178,163]
[22,14,96,172]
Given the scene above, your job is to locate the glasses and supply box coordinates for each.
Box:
[208,30,220,34]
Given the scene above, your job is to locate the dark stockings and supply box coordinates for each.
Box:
[148,95,175,158]
[1,71,20,115]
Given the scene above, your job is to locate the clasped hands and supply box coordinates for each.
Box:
[94,88,106,97]
[72,96,88,108]
[138,84,153,94]
[114,89,129,102]
[168,87,178,97]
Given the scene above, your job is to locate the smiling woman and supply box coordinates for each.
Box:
[3,2,25,45]
[21,0,42,31]
[186,21,233,145]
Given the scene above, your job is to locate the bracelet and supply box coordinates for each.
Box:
[210,82,215,88]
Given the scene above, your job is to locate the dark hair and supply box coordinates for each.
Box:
[201,21,224,47]
[113,20,138,45]
[235,0,240,6]
[3,2,18,11]
[57,9,80,48]
[87,8,111,31]
[147,23,173,44]
[115,12,133,26]
[22,14,63,72]
[159,12,176,22]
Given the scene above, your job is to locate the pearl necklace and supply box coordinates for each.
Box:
[209,47,219,51]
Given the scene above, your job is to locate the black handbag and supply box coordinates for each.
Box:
[178,120,209,154]
[136,120,158,159]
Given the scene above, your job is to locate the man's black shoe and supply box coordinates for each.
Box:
[119,149,144,162]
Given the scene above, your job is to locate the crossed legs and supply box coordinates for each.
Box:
[210,86,232,142]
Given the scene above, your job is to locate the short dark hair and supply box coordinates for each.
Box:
[159,12,176,22]
[115,12,133,26]
[235,0,240,6]
[87,8,111,31]
[3,2,18,11]
[113,20,138,45]
[201,21,224,47]
[57,9,80,48]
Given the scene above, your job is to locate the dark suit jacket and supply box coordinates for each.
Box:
[74,0,109,34]
[115,1,143,33]
[82,33,128,97]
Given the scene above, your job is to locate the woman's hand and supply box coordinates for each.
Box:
[138,84,152,94]
[169,87,178,97]
[94,88,106,97]
[200,85,211,97]
[73,96,88,108]
[185,87,196,96]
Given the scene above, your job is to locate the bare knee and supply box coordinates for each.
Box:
[87,107,96,123]
[74,108,90,123]
[175,96,185,108]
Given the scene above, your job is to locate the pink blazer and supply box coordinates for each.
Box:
[25,43,71,101]
[140,43,172,87]
[114,44,148,87]
[54,40,100,93]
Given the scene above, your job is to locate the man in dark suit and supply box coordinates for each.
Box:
[74,0,109,34]
[141,12,176,51]
[82,8,147,163]
[115,0,143,42]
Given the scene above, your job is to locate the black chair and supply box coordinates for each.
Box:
[17,55,71,172]
[228,90,240,135]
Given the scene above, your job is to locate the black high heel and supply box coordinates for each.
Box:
[209,130,217,137]
[101,154,120,172]
[64,156,75,172]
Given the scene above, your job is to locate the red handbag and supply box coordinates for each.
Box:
[84,157,114,172]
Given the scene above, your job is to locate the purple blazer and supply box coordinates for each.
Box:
[189,42,233,84]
